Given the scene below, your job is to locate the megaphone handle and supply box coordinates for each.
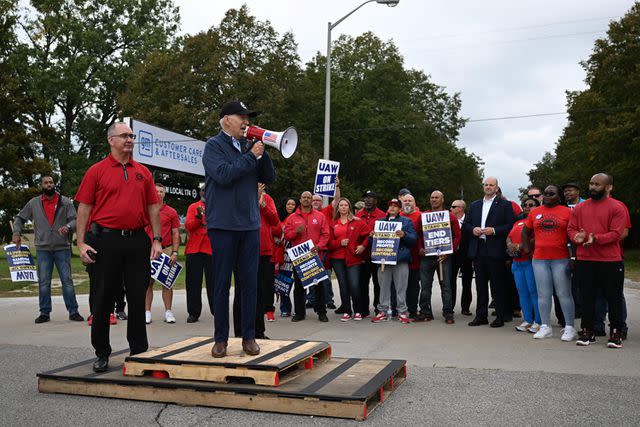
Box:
[256,155,262,160]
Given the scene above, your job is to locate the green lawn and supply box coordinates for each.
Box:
[0,245,188,298]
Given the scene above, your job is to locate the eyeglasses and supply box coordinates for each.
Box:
[450,205,462,209]
[110,133,136,140]
[528,193,542,198]
[523,203,537,208]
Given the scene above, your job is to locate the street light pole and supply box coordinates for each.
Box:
[322,0,399,162]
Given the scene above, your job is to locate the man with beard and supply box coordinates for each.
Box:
[13,176,83,324]
[400,194,422,318]
[569,173,627,348]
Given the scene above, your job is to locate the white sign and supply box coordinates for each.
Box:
[129,117,206,176]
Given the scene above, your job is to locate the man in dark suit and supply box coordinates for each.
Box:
[462,177,516,327]
[450,199,473,316]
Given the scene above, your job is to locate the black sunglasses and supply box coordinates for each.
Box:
[543,191,557,196]
[529,193,542,197]
[450,205,462,209]
[523,203,537,207]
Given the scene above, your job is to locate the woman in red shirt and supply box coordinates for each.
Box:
[329,198,369,321]
[275,197,297,317]
[507,197,541,333]
[522,185,577,341]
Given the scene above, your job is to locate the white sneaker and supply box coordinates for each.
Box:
[561,325,578,342]
[533,324,553,339]
[164,310,176,323]
[528,322,540,333]
[515,321,531,332]
[145,310,152,324]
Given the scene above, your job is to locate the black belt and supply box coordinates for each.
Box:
[91,223,144,237]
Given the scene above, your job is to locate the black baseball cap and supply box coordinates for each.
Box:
[362,190,378,198]
[219,101,260,119]
[562,182,580,191]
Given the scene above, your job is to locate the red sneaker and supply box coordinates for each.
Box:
[398,313,411,324]
[371,313,388,323]
[265,311,276,322]
[109,313,118,325]
[340,313,352,322]
[87,315,93,326]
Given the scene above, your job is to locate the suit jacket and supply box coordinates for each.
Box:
[463,197,516,259]
[457,214,470,259]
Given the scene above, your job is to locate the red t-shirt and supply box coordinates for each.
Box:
[508,220,530,262]
[401,209,422,270]
[524,205,571,260]
[75,153,159,230]
[146,203,180,247]
[329,220,349,259]
[41,194,59,226]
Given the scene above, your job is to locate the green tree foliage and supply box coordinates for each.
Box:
[527,4,640,216]
[15,0,180,195]
[119,7,483,208]
[0,0,53,239]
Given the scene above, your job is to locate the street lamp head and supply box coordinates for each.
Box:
[376,0,399,7]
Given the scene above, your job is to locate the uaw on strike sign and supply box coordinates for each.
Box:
[314,159,340,198]
[286,239,329,289]
[3,244,38,282]
[421,210,453,256]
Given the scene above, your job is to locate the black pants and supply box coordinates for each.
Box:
[473,244,508,321]
[358,260,380,316]
[89,231,150,358]
[406,268,421,316]
[578,261,625,331]
[233,256,272,338]
[293,273,327,317]
[259,256,276,313]
[87,268,125,314]
[185,253,214,318]
[452,252,473,312]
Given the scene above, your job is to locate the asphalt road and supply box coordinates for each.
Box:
[2,282,639,425]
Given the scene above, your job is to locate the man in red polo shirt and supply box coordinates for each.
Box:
[184,183,214,323]
[144,183,180,324]
[356,190,387,317]
[75,121,162,373]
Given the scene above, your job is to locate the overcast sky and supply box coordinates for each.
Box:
[175,0,634,201]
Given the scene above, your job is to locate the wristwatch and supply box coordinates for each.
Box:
[153,236,162,242]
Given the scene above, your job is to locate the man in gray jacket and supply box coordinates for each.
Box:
[12,176,84,323]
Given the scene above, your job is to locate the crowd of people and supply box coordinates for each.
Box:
[10,102,631,372]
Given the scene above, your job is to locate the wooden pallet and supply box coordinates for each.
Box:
[37,350,406,420]
[123,337,332,386]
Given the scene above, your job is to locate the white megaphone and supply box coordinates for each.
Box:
[244,125,298,159]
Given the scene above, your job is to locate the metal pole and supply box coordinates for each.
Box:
[323,22,332,161]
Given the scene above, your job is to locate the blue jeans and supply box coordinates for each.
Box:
[280,292,292,315]
[532,259,574,327]
[511,260,541,324]
[36,249,79,315]
[331,259,362,315]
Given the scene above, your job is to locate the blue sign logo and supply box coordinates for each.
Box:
[138,130,153,158]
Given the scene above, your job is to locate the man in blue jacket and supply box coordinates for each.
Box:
[371,198,417,324]
[463,176,516,328]
[203,101,276,358]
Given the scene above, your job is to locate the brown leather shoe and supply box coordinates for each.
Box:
[242,339,260,356]
[211,341,227,358]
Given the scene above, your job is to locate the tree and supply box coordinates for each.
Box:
[14,0,180,196]
[527,3,640,222]
[0,0,52,241]
[119,7,484,208]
